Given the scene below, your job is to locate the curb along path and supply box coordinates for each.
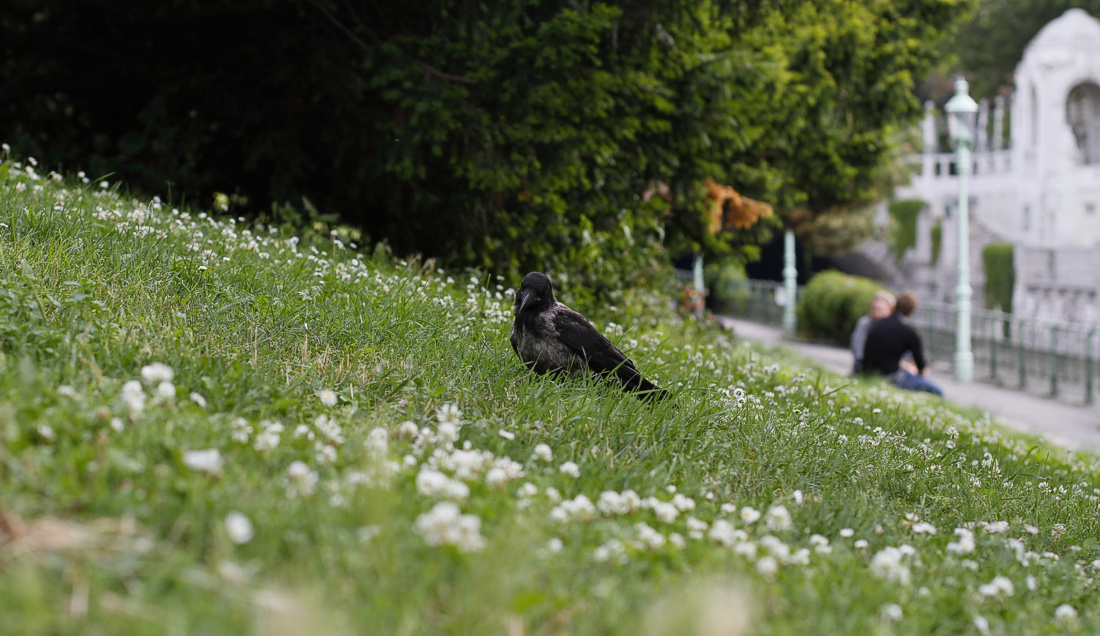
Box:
[717,316,1100,455]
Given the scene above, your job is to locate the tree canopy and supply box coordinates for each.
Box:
[1,0,974,291]
[938,0,1100,99]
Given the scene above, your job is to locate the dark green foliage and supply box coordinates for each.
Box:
[888,199,925,262]
[930,218,943,265]
[797,270,888,344]
[1,0,974,294]
[941,2,1100,97]
[982,242,1015,312]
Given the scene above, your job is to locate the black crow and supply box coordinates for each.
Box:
[510,272,670,401]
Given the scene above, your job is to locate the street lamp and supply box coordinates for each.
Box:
[945,75,978,383]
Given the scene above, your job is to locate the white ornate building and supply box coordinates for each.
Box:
[886,8,1100,324]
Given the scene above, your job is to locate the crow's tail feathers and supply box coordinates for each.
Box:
[618,368,671,402]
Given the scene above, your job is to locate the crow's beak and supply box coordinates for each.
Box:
[517,290,530,313]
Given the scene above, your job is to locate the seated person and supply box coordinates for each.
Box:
[850,290,896,374]
[862,291,944,397]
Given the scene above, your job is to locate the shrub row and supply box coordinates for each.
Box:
[796,270,888,344]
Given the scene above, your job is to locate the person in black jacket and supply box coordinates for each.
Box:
[862,291,944,396]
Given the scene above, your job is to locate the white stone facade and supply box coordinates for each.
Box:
[886,9,1100,324]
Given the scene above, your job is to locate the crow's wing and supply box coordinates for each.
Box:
[552,308,647,383]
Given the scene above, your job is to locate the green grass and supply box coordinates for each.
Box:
[2,158,1100,635]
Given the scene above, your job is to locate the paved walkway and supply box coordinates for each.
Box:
[717,316,1100,454]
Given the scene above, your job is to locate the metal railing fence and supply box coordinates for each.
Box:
[719,279,1099,406]
[910,304,1097,405]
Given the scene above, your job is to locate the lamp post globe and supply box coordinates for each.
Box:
[945,76,978,383]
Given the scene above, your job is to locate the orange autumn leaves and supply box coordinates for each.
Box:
[703,179,772,234]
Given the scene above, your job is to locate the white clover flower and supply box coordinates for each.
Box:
[880,604,903,622]
[57,385,78,398]
[546,538,564,553]
[427,421,456,447]
[485,467,508,487]
[544,487,561,503]
[141,362,175,384]
[948,528,976,554]
[395,421,420,440]
[973,616,990,635]
[977,575,1014,599]
[436,403,462,425]
[792,490,804,505]
[414,502,486,553]
[532,443,553,462]
[635,523,666,551]
[183,448,223,474]
[1023,524,1039,535]
[598,491,631,516]
[314,415,346,444]
[415,468,470,501]
[1050,524,1066,540]
[294,424,313,439]
[870,547,911,585]
[230,418,252,443]
[733,541,758,559]
[840,528,855,538]
[983,521,1010,534]
[686,517,708,540]
[911,522,937,535]
[652,501,679,524]
[110,417,125,432]
[765,505,792,531]
[671,493,696,512]
[120,380,145,417]
[315,443,338,465]
[498,429,515,441]
[253,421,284,452]
[190,392,207,408]
[285,461,318,497]
[1054,604,1078,621]
[156,380,176,402]
[740,507,761,525]
[517,482,539,498]
[594,539,626,563]
[758,535,790,560]
[1025,575,1037,591]
[756,556,779,579]
[318,389,338,406]
[37,425,55,441]
[559,461,580,478]
[708,519,739,547]
[553,494,596,522]
[225,512,254,544]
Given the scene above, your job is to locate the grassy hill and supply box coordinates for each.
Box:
[2,156,1099,635]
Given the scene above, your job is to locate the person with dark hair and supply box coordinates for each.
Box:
[862,291,944,396]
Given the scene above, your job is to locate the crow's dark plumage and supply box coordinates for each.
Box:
[510,272,670,401]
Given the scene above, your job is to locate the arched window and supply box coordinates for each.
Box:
[1067,82,1100,164]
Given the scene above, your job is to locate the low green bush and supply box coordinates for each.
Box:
[888,199,925,262]
[797,270,888,344]
[983,242,1015,313]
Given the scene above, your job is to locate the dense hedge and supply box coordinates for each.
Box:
[982,242,1015,312]
[930,218,943,265]
[797,270,888,344]
[888,199,926,262]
